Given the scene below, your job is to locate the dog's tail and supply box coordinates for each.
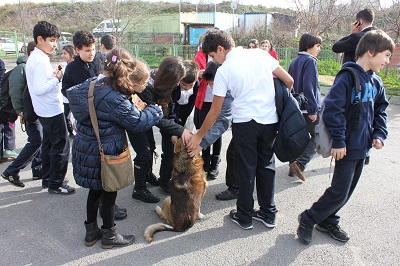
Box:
[144,223,174,242]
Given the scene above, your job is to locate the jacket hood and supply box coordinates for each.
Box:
[341,61,374,86]
[16,56,27,65]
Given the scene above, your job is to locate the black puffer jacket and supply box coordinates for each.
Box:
[273,78,310,162]
[67,77,163,190]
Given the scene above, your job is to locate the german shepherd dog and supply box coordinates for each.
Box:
[144,138,207,242]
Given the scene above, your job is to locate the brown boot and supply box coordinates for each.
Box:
[289,161,306,181]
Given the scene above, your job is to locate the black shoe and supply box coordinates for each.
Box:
[48,185,75,195]
[32,170,42,180]
[229,209,253,230]
[207,170,219,180]
[2,172,25,187]
[159,184,170,195]
[132,187,160,203]
[99,204,128,220]
[115,204,127,213]
[147,172,159,186]
[42,178,69,189]
[114,205,128,220]
[216,188,238,201]
[252,210,276,228]
[297,213,314,244]
[316,221,350,242]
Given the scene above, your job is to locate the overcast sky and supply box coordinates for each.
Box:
[0,0,394,9]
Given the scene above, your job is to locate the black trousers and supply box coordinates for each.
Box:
[232,120,278,224]
[87,189,117,229]
[5,119,42,175]
[304,158,364,225]
[39,113,69,189]
[225,138,238,191]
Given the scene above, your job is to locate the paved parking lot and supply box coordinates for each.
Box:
[0,57,399,266]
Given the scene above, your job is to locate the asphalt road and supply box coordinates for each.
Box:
[0,58,399,265]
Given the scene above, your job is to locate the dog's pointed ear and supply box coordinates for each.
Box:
[174,138,183,153]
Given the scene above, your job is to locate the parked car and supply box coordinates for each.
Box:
[0,37,24,54]
[56,32,74,53]
[92,19,122,36]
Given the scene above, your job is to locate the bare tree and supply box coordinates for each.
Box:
[380,0,400,43]
[289,0,355,41]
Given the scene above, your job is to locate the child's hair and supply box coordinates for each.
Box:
[32,21,60,44]
[202,29,235,54]
[62,45,75,58]
[202,61,220,81]
[154,56,186,116]
[103,48,137,96]
[299,33,322,52]
[260,39,273,50]
[356,30,395,60]
[356,8,374,24]
[181,60,200,84]
[73,30,96,50]
[130,60,150,84]
[247,39,259,48]
[26,41,36,55]
[101,34,116,50]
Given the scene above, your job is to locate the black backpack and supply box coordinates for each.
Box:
[0,69,16,113]
[22,84,38,122]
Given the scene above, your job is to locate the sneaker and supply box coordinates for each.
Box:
[159,184,170,195]
[229,209,253,230]
[289,161,306,181]
[288,168,295,177]
[32,170,42,180]
[316,221,350,242]
[3,149,19,159]
[252,210,276,228]
[48,184,75,195]
[216,188,239,201]
[297,213,314,244]
[2,172,25,187]
[42,178,69,189]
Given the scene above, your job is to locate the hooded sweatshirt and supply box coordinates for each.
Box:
[322,62,388,160]
[9,56,27,113]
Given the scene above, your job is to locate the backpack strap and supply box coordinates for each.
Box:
[336,67,362,130]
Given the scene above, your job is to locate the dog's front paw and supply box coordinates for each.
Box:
[155,206,162,216]
[197,212,204,220]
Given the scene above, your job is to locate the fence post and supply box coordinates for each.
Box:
[135,44,139,59]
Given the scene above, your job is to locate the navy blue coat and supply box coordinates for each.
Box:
[67,77,163,190]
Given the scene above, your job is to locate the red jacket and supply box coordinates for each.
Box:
[193,49,207,110]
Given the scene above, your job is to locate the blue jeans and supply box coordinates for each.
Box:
[5,120,42,176]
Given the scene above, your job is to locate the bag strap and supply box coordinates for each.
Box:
[336,67,362,130]
[88,79,129,155]
[88,79,104,155]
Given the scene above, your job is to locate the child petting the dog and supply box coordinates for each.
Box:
[297,30,394,244]
[158,60,200,195]
[186,29,293,230]
[129,56,192,203]
[67,48,163,248]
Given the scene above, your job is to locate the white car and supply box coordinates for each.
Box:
[0,37,24,54]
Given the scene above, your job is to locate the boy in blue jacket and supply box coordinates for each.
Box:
[297,30,394,244]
